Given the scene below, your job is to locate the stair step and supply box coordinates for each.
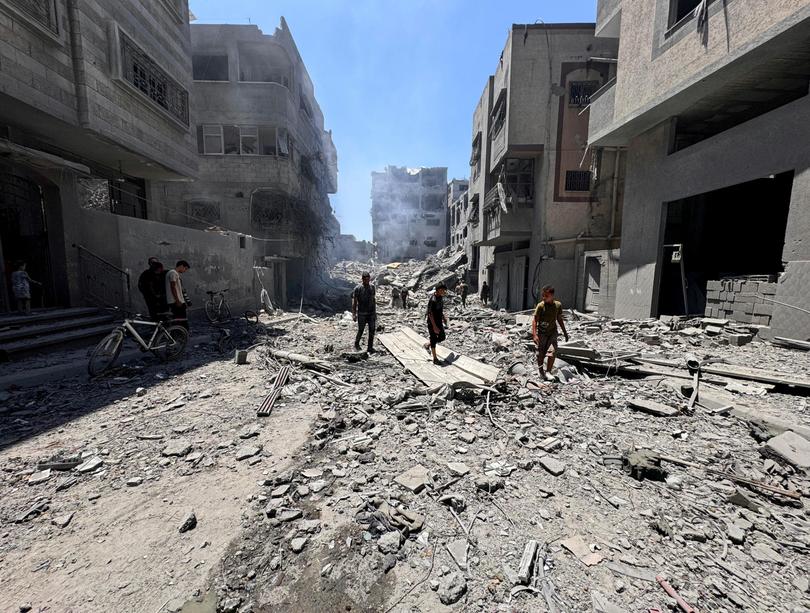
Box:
[0,324,116,359]
[0,314,116,343]
[0,307,102,328]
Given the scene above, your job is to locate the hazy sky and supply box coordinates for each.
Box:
[190,0,597,240]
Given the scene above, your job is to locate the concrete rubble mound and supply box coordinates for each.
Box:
[1,258,810,613]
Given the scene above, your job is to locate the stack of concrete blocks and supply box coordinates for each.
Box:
[704,279,777,326]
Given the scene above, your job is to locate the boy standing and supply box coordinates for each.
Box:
[424,283,449,365]
[11,261,41,314]
[166,260,191,328]
[532,285,569,381]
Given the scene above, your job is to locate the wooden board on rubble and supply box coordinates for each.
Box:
[378,326,500,387]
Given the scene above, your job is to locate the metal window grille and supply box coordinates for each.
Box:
[565,170,592,192]
[120,32,189,125]
[569,81,599,107]
[10,0,57,33]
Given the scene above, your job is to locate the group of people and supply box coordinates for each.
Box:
[389,286,410,309]
[137,257,191,327]
[350,272,568,378]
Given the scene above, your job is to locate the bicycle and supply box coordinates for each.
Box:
[204,288,232,323]
[88,309,189,377]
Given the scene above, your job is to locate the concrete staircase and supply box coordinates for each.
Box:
[0,307,116,361]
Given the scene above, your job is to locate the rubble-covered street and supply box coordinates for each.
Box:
[3,255,810,613]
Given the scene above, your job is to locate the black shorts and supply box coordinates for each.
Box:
[428,325,446,348]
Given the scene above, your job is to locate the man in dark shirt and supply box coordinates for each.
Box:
[137,257,165,321]
[424,283,449,364]
[480,281,490,306]
[352,272,377,353]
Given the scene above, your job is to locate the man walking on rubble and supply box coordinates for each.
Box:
[480,281,490,306]
[532,285,569,382]
[352,272,377,353]
[424,283,449,365]
[400,287,409,309]
[456,279,469,310]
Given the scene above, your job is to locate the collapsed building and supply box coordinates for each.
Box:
[447,178,474,284]
[153,21,340,307]
[333,234,375,263]
[371,166,448,263]
[467,24,622,313]
[589,0,810,339]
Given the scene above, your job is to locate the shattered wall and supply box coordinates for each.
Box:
[371,166,448,263]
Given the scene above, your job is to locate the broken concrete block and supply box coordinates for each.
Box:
[762,431,810,470]
[378,530,402,554]
[394,464,430,493]
[538,436,562,452]
[561,535,603,566]
[28,469,51,486]
[728,333,754,347]
[290,537,308,553]
[179,510,197,533]
[161,441,192,457]
[474,475,504,493]
[438,571,467,605]
[627,398,679,417]
[538,457,565,476]
[126,477,143,487]
[235,445,261,461]
[750,542,784,564]
[457,431,476,444]
[75,457,104,473]
[446,539,467,568]
[51,512,74,528]
[446,462,470,477]
[727,523,746,544]
[234,350,248,364]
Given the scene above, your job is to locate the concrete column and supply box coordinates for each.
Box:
[783,166,810,262]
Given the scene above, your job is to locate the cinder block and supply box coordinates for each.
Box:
[754,315,772,326]
[735,294,756,304]
[707,280,722,291]
[760,283,777,296]
[754,303,773,316]
[733,281,743,292]
[726,293,735,303]
[719,292,727,300]
[706,290,720,300]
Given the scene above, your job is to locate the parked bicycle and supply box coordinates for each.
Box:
[204,288,232,323]
[88,309,188,377]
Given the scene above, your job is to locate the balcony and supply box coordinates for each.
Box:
[477,186,533,246]
[596,0,621,38]
[587,78,617,145]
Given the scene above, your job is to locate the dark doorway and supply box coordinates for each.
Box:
[585,257,602,312]
[0,172,56,312]
[657,171,793,316]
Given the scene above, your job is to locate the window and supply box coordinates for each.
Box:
[193,55,228,81]
[668,0,707,28]
[409,239,418,247]
[300,95,313,120]
[238,48,290,85]
[202,125,223,154]
[259,127,277,156]
[565,170,591,192]
[240,126,258,155]
[424,239,437,248]
[8,0,58,34]
[426,218,440,226]
[569,81,599,108]
[239,236,247,249]
[490,89,507,136]
[187,199,221,224]
[277,127,290,157]
[223,125,239,154]
[504,158,534,204]
[470,132,482,177]
[119,31,189,125]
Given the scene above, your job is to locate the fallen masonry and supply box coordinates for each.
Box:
[1,255,810,612]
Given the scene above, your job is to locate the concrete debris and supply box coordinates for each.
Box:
[2,257,810,613]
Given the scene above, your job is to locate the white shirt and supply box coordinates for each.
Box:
[166,269,185,305]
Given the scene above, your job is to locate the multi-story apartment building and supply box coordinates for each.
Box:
[0,0,224,315]
[468,24,621,312]
[371,166,448,262]
[447,178,469,251]
[153,20,339,306]
[589,0,810,337]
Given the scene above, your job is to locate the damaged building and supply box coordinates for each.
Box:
[371,166,448,263]
[467,24,622,313]
[589,0,810,339]
[153,20,340,307]
[447,178,475,285]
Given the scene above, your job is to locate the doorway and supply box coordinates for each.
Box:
[657,172,793,316]
[0,171,57,313]
[584,256,602,312]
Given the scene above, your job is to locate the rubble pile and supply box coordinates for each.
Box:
[1,258,809,613]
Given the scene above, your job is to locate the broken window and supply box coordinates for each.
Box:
[504,158,534,203]
[259,127,277,156]
[192,55,228,81]
[8,0,58,34]
[409,239,418,247]
[277,127,290,157]
[240,126,258,155]
[202,125,223,154]
[300,95,313,120]
[187,199,221,224]
[223,125,239,155]
[120,31,189,125]
[421,194,444,211]
[569,81,599,108]
[238,48,290,85]
[668,0,709,28]
[565,170,592,192]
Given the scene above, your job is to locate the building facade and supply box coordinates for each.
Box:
[152,20,339,307]
[371,166,448,262]
[589,0,810,337]
[447,178,469,251]
[468,24,621,312]
[0,0,228,314]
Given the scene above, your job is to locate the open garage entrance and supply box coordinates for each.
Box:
[657,171,793,316]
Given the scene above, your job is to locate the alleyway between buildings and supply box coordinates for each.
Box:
[2,254,810,613]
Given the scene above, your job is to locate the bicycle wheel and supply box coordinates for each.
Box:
[88,329,124,377]
[204,298,218,323]
[220,300,231,322]
[152,325,189,362]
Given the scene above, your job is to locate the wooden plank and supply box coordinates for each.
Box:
[517,540,539,585]
[378,327,500,387]
[400,327,500,383]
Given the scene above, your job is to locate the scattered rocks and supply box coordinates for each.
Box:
[290,537,307,553]
[438,571,467,605]
[394,464,430,493]
[538,456,566,476]
[126,477,143,487]
[75,457,104,473]
[179,510,197,533]
[161,441,192,458]
[51,512,74,528]
[378,530,402,554]
[28,469,51,486]
[235,445,261,461]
